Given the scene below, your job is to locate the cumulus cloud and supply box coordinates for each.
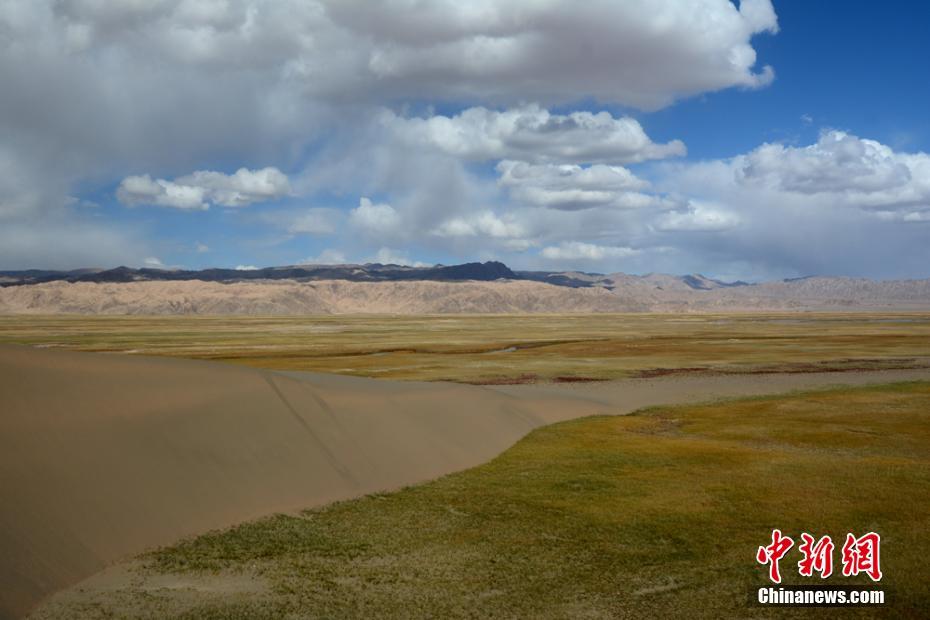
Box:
[738,131,917,196]
[323,0,778,109]
[36,0,929,280]
[0,0,779,269]
[497,160,662,210]
[116,175,208,210]
[26,0,778,109]
[0,2,327,265]
[178,168,291,207]
[540,241,640,261]
[387,105,685,164]
[653,132,930,277]
[117,167,291,209]
[348,197,402,234]
[432,211,526,239]
[656,202,741,232]
[669,131,930,217]
[411,129,930,277]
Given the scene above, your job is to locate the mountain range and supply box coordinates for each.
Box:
[1,261,928,314]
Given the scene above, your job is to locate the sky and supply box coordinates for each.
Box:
[1,0,929,280]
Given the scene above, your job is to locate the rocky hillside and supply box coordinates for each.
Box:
[1,273,929,314]
[0,279,641,315]
[0,261,518,287]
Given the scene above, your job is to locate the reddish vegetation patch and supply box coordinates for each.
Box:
[552,376,607,383]
[633,358,927,379]
[469,373,540,385]
[635,367,708,379]
[468,374,608,385]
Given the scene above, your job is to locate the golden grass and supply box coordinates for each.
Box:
[2,313,929,382]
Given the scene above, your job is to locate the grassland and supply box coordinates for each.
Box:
[45,381,928,619]
[2,313,930,383]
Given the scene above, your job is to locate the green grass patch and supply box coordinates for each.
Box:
[135,382,930,618]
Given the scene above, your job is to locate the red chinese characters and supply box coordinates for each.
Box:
[756,529,794,584]
[797,533,834,578]
[757,530,883,583]
[841,532,882,582]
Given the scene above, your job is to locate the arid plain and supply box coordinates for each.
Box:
[3,313,930,382]
[2,313,929,618]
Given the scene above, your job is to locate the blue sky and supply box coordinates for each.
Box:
[2,1,928,280]
[644,0,930,158]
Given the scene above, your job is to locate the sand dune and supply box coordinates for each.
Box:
[0,345,605,619]
[3,346,930,619]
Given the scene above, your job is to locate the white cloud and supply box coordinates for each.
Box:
[178,168,291,207]
[432,211,525,239]
[651,132,930,277]
[348,197,401,234]
[117,167,291,210]
[737,131,916,197]
[323,0,777,109]
[0,0,779,269]
[31,1,928,280]
[496,160,661,211]
[143,256,166,268]
[117,174,208,210]
[299,249,348,265]
[656,201,741,232]
[387,105,685,165]
[668,131,930,217]
[235,265,259,270]
[195,242,210,253]
[540,241,639,261]
[20,0,778,110]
